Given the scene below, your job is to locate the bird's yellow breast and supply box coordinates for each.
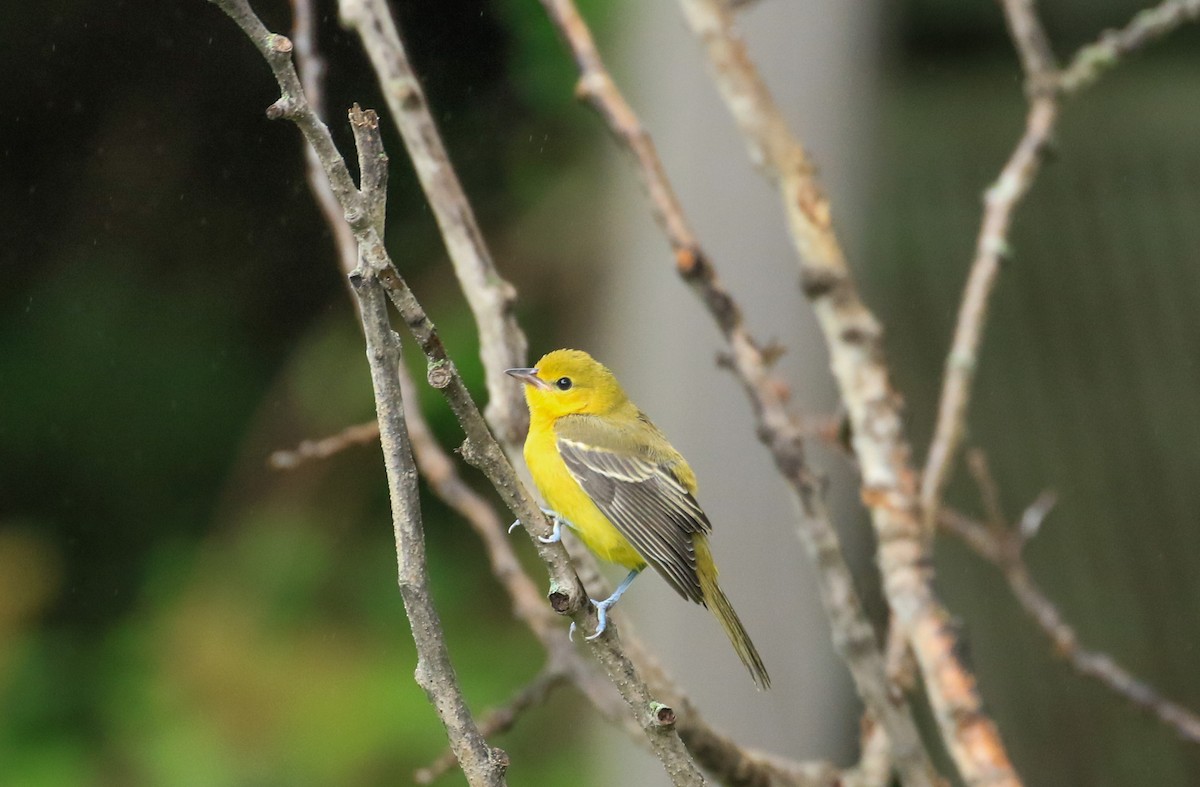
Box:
[524,419,647,570]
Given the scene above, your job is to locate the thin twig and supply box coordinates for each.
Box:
[268,420,380,469]
[673,1,1018,783]
[267,0,381,475]
[338,0,529,450]
[965,449,1008,534]
[1060,0,1200,94]
[916,100,1060,527]
[1000,0,1060,94]
[939,505,1200,745]
[415,666,570,785]
[537,3,939,785]
[352,103,389,240]
[289,0,359,281]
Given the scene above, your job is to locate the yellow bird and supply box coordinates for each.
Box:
[506,349,770,689]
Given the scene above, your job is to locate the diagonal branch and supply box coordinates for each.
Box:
[536,2,940,785]
[284,22,665,748]
[337,0,530,449]
[921,0,1061,526]
[268,420,380,469]
[415,665,570,785]
[673,1,1020,784]
[1000,0,1060,94]
[920,95,1058,523]
[1060,0,1200,94]
[939,504,1200,745]
[289,0,358,282]
[348,104,515,783]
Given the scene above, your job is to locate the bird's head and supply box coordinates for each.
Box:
[505,349,630,421]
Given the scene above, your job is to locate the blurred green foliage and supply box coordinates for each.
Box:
[0,0,608,784]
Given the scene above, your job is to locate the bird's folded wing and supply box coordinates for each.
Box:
[555,417,710,604]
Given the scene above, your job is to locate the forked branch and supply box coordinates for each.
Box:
[922,0,1200,521]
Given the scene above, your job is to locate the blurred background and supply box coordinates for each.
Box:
[2,0,1199,785]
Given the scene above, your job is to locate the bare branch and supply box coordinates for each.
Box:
[673,1,1018,783]
[965,449,1009,534]
[415,666,570,785]
[537,3,939,785]
[1060,0,1200,94]
[349,263,508,785]
[939,506,1200,745]
[296,11,506,776]
[208,0,363,214]
[351,103,389,237]
[268,420,380,469]
[329,13,706,773]
[256,16,504,774]
[999,0,1059,94]
[337,0,529,449]
[921,93,1059,530]
[289,0,359,280]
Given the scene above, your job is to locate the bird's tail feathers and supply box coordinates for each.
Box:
[696,536,771,690]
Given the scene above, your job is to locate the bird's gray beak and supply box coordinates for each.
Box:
[505,367,551,390]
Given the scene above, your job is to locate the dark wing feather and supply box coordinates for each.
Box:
[556,420,711,604]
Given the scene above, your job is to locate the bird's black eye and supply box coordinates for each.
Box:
[555,377,573,391]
